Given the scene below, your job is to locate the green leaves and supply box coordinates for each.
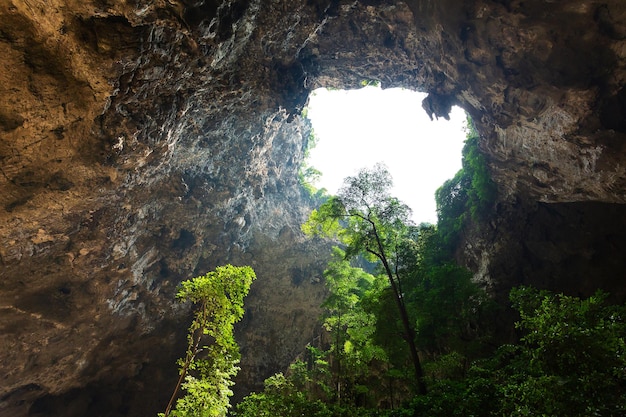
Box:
[337,163,393,212]
[321,251,386,401]
[434,116,497,253]
[511,287,626,382]
[387,288,626,417]
[504,287,626,415]
[161,265,256,417]
[410,262,489,354]
[302,196,345,238]
[463,287,626,416]
[303,164,412,264]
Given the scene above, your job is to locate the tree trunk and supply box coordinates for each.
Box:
[369,224,427,395]
[163,303,208,416]
[381,256,427,394]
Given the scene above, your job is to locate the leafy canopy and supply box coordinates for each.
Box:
[302,163,412,262]
[303,163,427,394]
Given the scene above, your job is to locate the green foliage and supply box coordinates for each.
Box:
[360,223,494,397]
[234,372,331,417]
[512,287,626,376]
[399,287,626,417]
[501,286,626,416]
[361,282,411,373]
[464,136,496,219]
[400,378,490,417]
[160,265,256,417]
[298,165,326,199]
[435,116,497,252]
[434,170,469,253]
[321,249,389,405]
[303,163,412,262]
[297,157,626,416]
[322,250,380,362]
[301,196,345,237]
[298,128,328,201]
[409,262,492,355]
[302,165,495,406]
[234,369,389,417]
[360,79,381,88]
[303,164,427,394]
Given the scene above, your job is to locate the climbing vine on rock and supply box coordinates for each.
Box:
[160,265,256,417]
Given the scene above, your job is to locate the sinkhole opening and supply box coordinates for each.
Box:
[304,85,467,224]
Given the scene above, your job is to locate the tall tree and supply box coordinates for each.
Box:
[160,265,256,417]
[321,248,383,405]
[303,164,427,394]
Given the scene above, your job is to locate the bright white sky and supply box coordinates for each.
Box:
[305,86,467,225]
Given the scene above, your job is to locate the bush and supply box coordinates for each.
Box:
[502,287,626,416]
[394,287,626,417]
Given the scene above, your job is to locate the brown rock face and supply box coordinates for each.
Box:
[1,0,625,416]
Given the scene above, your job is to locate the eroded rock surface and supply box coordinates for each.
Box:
[1,0,625,415]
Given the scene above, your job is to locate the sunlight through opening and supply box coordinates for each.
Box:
[305,86,467,224]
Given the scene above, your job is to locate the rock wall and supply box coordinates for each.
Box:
[1,0,625,416]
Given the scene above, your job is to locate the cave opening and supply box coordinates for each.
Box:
[304,85,467,224]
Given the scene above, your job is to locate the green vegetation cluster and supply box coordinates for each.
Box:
[298,123,328,201]
[435,117,497,254]
[235,286,626,416]
[234,121,626,416]
[160,265,256,417]
[160,120,625,417]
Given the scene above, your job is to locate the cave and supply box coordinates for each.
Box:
[1,1,626,416]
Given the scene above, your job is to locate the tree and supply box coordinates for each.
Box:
[392,287,626,417]
[303,164,427,394]
[160,265,256,417]
[390,224,494,357]
[502,286,626,416]
[321,248,384,405]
